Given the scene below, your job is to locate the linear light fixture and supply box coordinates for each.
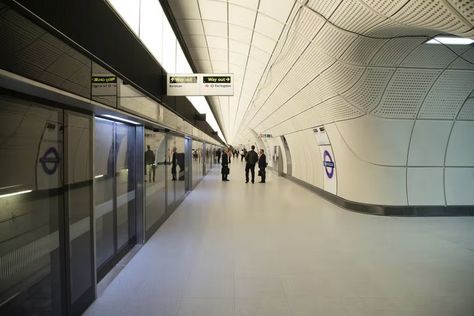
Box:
[94,174,104,179]
[102,114,140,125]
[426,36,474,45]
[0,190,32,199]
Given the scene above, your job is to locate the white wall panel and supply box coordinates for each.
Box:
[408,120,452,166]
[229,4,256,29]
[419,70,474,120]
[328,123,407,205]
[199,0,227,22]
[277,137,287,174]
[445,168,474,205]
[407,168,445,205]
[446,121,474,166]
[258,0,294,22]
[306,129,324,188]
[255,13,284,40]
[335,115,412,165]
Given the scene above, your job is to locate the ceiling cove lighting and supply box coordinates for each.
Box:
[102,115,140,125]
[426,36,474,45]
[0,190,32,199]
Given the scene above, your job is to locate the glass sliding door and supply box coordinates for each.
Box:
[166,135,186,209]
[115,123,136,250]
[144,129,166,239]
[0,95,95,316]
[94,118,137,280]
[94,118,115,270]
[0,96,64,315]
[64,111,95,315]
[192,140,204,188]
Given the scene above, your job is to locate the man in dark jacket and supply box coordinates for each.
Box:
[245,145,259,183]
[216,148,221,163]
[171,147,177,181]
[145,145,156,182]
[258,149,267,183]
[221,148,230,181]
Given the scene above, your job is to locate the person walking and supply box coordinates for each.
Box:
[241,148,247,162]
[145,145,156,182]
[216,148,222,163]
[244,145,258,183]
[221,148,230,181]
[258,149,267,183]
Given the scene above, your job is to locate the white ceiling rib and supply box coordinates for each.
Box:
[168,0,474,144]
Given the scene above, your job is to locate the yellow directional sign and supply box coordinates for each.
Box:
[169,76,197,84]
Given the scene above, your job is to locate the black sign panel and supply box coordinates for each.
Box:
[91,75,117,83]
[203,76,232,83]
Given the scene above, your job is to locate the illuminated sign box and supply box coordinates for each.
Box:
[167,74,234,96]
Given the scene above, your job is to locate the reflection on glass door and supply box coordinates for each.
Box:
[166,135,186,209]
[65,111,95,315]
[94,118,137,280]
[0,96,64,315]
[0,95,95,316]
[144,129,166,239]
[192,140,204,188]
[185,138,192,192]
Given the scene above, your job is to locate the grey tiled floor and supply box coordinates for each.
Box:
[84,161,474,316]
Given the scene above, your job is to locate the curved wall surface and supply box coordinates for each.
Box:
[168,0,474,211]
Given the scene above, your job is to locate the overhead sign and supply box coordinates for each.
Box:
[167,73,234,96]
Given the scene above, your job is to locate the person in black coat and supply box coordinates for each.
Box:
[258,149,267,183]
[221,149,230,181]
[245,145,259,183]
[171,147,177,181]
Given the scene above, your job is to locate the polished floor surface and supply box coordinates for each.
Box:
[84,160,474,316]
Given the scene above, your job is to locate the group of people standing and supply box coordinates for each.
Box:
[221,145,267,183]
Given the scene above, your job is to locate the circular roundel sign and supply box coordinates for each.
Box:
[323,150,335,179]
[39,147,60,175]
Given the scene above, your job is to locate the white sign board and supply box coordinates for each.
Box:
[313,126,330,146]
[167,74,234,96]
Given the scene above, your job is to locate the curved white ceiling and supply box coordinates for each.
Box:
[167,0,474,144]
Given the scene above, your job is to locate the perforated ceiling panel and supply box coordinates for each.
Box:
[373,69,441,119]
[458,97,474,120]
[418,70,474,119]
[342,67,396,113]
[167,0,474,144]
